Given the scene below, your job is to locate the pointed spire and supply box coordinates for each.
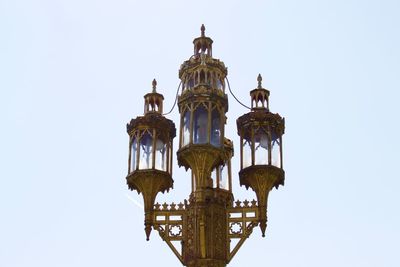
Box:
[257,74,263,89]
[145,224,152,241]
[201,24,205,37]
[152,78,157,93]
[260,219,267,237]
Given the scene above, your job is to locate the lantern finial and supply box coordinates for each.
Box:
[257,74,262,89]
[201,24,205,37]
[152,78,157,93]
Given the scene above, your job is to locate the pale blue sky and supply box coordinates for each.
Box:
[1,1,399,266]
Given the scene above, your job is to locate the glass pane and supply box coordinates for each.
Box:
[243,138,252,168]
[211,109,221,147]
[271,132,281,167]
[254,129,269,165]
[193,106,208,144]
[139,132,153,169]
[183,110,190,146]
[169,143,173,174]
[155,138,167,171]
[211,168,217,188]
[131,137,137,172]
[219,164,229,190]
[217,78,223,91]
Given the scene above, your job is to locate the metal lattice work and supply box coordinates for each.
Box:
[153,202,187,264]
[226,200,259,262]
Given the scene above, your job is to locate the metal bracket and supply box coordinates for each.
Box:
[153,202,186,265]
[226,200,259,263]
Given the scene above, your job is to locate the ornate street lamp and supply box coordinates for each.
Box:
[125,25,285,267]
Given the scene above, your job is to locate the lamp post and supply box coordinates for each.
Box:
[125,25,285,267]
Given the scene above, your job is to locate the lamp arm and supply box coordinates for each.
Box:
[226,200,260,263]
[153,202,187,265]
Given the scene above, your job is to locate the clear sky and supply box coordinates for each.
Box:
[1,0,399,266]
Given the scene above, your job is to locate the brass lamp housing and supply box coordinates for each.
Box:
[176,92,229,196]
[177,27,229,197]
[126,80,176,240]
[236,75,285,236]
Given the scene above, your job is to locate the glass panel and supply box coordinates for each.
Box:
[139,132,153,169]
[193,106,208,144]
[211,109,221,147]
[131,137,137,172]
[243,137,252,168]
[155,138,167,171]
[219,164,229,190]
[254,129,269,165]
[211,168,217,188]
[271,132,281,167]
[182,110,190,146]
[168,142,173,174]
[216,78,223,91]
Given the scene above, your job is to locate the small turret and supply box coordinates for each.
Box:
[144,79,164,114]
[193,24,213,56]
[250,74,270,111]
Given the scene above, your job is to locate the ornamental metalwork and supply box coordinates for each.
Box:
[125,25,286,267]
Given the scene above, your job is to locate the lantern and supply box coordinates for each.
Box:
[126,79,176,240]
[176,25,229,197]
[236,74,285,236]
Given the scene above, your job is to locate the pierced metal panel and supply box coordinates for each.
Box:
[153,202,188,264]
[227,199,259,262]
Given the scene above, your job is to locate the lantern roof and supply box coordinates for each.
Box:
[126,79,176,138]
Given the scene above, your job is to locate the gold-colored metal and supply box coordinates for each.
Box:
[127,170,173,240]
[126,79,176,240]
[236,74,285,237]
[125,25,285,266]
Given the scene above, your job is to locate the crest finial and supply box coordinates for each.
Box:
[201,24,205,37]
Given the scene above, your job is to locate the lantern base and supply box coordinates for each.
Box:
[239,165,284,236]
[177,144,226,190]
[127,169,174,240]
[239,165,284,191]
[127,169,174,196]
